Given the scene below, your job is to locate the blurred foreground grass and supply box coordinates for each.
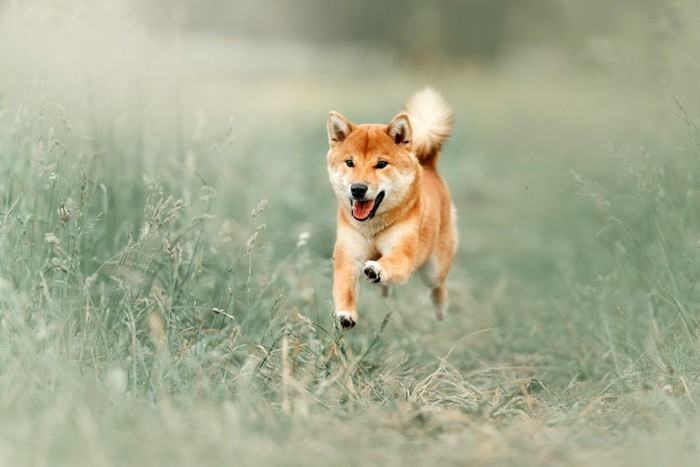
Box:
[2,3,700,466]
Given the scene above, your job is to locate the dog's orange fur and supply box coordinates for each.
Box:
[326,88,457,329]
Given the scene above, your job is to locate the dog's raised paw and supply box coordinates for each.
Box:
[363,260,382,283]
[336,310,357,330]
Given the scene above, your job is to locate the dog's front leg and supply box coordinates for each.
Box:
[364,224,418,286]
[332,249,359,330]
[332,227,368,330]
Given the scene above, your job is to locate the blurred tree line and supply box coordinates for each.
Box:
[140,0,677,65]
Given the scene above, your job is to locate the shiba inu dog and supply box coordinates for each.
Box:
[326,88,457,329]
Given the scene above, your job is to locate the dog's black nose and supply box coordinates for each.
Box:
[350,183,368,199]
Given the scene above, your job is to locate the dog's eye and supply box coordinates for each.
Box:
[375,160,388,169]
[345,160,354,168]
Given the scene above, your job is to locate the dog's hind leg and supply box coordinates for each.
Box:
[420,249,455,320]
[428,205,458,320]
[431,283,448,321]
[419,255,448,320]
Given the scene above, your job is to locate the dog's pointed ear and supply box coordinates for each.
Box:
[328,112,355,147]
[387,113,412,147]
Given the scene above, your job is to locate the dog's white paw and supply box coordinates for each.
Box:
[363,260,382,283]
[336,310,357,330]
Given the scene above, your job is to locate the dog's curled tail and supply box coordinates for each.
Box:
[403,87,453,164]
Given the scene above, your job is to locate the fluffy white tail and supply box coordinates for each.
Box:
[403,88,453,163]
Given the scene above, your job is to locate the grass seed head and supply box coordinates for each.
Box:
[251,198,267,217]
[199,185,217,202]
[296,231,310,247]
[44,232,60,246]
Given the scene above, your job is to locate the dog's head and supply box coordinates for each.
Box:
[326,111,419,223]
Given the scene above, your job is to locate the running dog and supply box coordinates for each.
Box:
[326,88,457,329]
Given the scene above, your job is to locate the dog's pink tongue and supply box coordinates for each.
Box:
[352,199,375,220]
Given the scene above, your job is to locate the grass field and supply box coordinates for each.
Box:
[2,3,700,466]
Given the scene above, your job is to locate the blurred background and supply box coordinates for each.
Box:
[137,0,668,64]
[1,0,694,95]
[2,0,697,125]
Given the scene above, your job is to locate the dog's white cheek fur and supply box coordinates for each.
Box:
[377,169,415,213]
[327,166,349,202]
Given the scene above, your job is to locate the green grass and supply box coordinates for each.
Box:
[3,3,700,466]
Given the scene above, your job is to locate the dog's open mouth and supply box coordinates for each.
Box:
[351,191,385,222]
